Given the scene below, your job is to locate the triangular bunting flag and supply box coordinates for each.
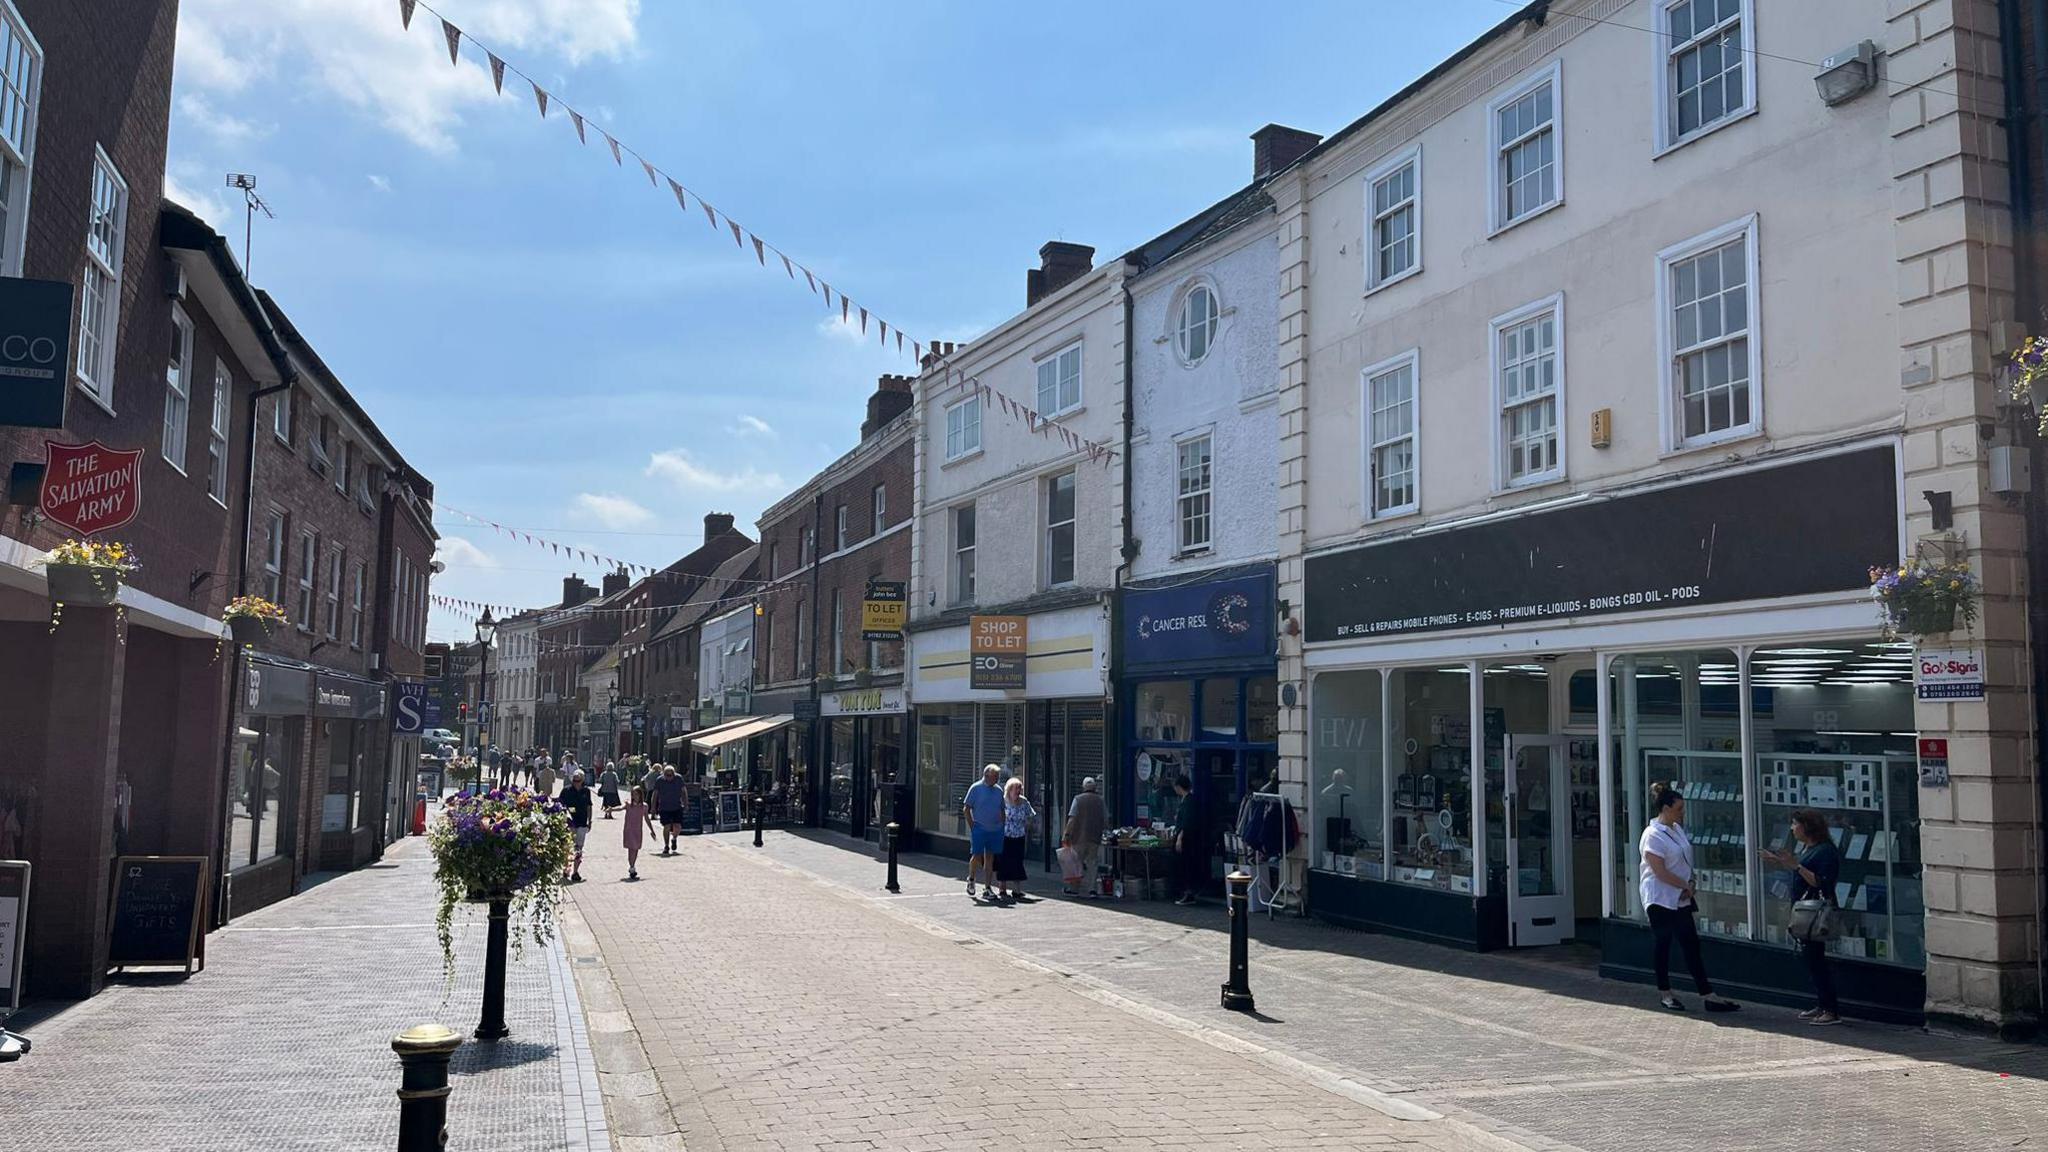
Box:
[878,320,887,344]
[841,296,850,324]
[858,307,868,334]
[913,341,922,361]
[533,82,549,118]
[802,268,817,293]
[751,234,766,265]
[569,109,586,144]
[441,19,462,66]
[821,283,833,308]
[488,53,505,93]
[640,157,658,187]
[728,220,744,248]
[667,177,687,210]
[701,200,718,229]
[781,253,794,278]
[399,0,416,30]
[897,331,905,354]
[605,134,622,165]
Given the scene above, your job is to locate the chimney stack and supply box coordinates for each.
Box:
[703,511,736,539]
[1251,124,1321,181]
[919,341,957,370]
[602,567,631,598]
[561,575,596,608]
[862,375,916,439]
[1027,241,1095,306]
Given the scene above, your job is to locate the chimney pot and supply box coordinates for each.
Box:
[1251,123,1321,180]
[862,374,915,439]
[1028,242,1094,306]
[703,512,736,539]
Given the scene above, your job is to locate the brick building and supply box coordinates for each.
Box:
[642,544,759,757]
[535,573,613,757]
[611,512,754,756]
[752,375,913,837]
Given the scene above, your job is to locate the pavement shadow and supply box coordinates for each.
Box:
[779,827,2048,1083]
[453,1038,558,1074]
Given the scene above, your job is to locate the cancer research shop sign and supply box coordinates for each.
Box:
[1916,648,1986,701]
[0,278,74,429]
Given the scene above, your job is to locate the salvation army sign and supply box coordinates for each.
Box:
[39,440,143,536]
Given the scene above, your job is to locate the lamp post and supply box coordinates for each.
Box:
[474,610,497,787]
[606,685,619,767]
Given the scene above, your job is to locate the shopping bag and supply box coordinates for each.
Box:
[1057,844,1083,884]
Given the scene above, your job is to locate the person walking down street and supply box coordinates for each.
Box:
[536,755,558,802]
[652,765,688,856]
[560,770,594,883]
[995,777,1037,904]
[1762,807,1843,1025]
[623,784,654,880]
[1641,782,1739,1013]
[1171,776,1208,906]
[597,764,622,818]
[1063,777,1107,898]
[962,765,1006,901]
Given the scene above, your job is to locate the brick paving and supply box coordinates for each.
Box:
[701,829,2048,1152]
[565,821,1512,1152]
[1,837,607,1152]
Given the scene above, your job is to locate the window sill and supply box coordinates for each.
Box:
[1663,425,1764,461]
[1488,196,1565,240]
[273,432,294,450]
[162,456,189,478]
[74,379,117,418]
[1174,547,1214,561]
[1363,505,1421,529]
[1362,266,1421,300]
[940,448,985,470]
[1653,105,1759,161]
[1042,404,1086,424]
[1499,471,1567,496]
[209,494,230,511]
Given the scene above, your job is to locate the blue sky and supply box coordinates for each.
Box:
[166,0,1508,643]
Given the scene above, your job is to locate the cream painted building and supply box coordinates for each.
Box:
[1275,0,2037,1031]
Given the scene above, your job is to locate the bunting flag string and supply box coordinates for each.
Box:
[401,0,924,366]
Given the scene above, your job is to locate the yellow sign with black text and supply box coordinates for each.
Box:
[862,580,907,641]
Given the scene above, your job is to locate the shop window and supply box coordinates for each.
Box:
[1483,662,1554,899]
[1610,650,1744,937]
[1245,677,1278,743]
[323,721,355,832]
[1311,670,1385,879]
[1388,666,1474,892]
[1200,678,1238,739]
[915,704,975,839]
[1134,681,1192,743]
[1136,746,1189,826]
[828,717,857,828]
[1751,639,1920,966]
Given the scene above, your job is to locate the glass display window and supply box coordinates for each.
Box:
[1135,681,1192,743]
[1610,650,1743,936]
[1201,679,1239,739]
[1483,662,1551,899]
[1246,677,1279,743]
[1387,666,1475,893]
[1309,670,1384,879]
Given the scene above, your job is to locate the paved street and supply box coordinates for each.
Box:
[1,837,607,1152]
[570,827,2048,1152]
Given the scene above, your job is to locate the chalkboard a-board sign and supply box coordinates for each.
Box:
[108,856,208,974]
[1,861,28,1012]
[682,793,706,835]
[716,791,743,832]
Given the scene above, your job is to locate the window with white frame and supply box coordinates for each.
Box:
[350,561,365,649]
[796,599,808,675]
[1176,284,1219,364]
[0,2,41,279]
[768,541,780,579]
[335,438,351,495]
[831,588,843,675]
[207,361,232,504]
[297,531,317,630]
[264,510,287,604]
[1364,353,1419,518]
[1365,148,1420,291]
[1490,64,1560,230]
[871,484,886,534]
[76,148,128,406]
[1044,471,1076,587]
[274,387,294,445]
[1659,0,1753,148]
[1662,218,1758,447]
[1494,297,1563,486]
[1036,343,1082,416]
[801,525,815,566]
[952,504,976,603]
[835,503,848,550]
[325,548,343,639]
[944,395,982,461]
[1176,434,1213,554]
[162,305,192,471]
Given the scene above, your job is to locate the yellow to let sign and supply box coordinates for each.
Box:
[969,615,1027,690]
[862,580,907,641]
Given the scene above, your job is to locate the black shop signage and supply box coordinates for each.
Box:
[107,855,207,973]
[1305,446,1899,642]
[0,278,74,429]
[315,674,386,720]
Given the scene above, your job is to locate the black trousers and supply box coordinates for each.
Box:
[1646,904,1715,996]
[1801,940,1839,1012]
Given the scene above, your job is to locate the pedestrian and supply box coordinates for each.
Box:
[536,755,560,801]
[1640,782,1739,1013]
[995,777,1037,904]
[598,762,621,818]
[560,769,593,883]
[652,764,688,856]
[1171,775,1211,906]
[1762,807,1842,1025]
[1063,776,1107,898]
[961,764,1006,901]
[623,783,653,880]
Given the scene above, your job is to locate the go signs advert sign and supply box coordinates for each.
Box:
[40,440,144,536]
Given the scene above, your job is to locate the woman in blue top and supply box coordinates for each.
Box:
[1761,807,1843,1025]
[994,777,1038,904]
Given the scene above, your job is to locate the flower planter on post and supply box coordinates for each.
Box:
[430,787,573,1043]
[43,562,121,606]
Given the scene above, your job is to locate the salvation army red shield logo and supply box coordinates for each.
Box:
[40,440,143,536]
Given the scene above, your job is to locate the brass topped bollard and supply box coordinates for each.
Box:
[392,1023,464,1151]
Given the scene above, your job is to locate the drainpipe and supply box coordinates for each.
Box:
[808,488,825,825]
[1111,266,1140,825]
[2017,0,2048,1029]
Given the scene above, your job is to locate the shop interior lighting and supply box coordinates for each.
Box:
[1765,647,1855,656]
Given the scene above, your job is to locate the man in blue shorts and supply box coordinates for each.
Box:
[962,764,1006,900]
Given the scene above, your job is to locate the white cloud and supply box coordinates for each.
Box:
[645,450,783,493]
[175,0,641,153]
[731,414,775,439]
[572,492,655,529]
[367,174,392,193]
[435,537,498,568]
[177,94,271,144]
[163,166,240,233]
[817,314,866,344]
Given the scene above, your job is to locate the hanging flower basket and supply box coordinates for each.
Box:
[429,786,573,979]
[2006,335,2048,432]
[35,540,137,612]
[224,595,287,647]
[1870,555,1979,640]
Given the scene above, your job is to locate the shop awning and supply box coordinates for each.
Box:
[690,714,793,753]
[671,715,756,752]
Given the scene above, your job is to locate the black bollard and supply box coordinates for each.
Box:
[392,1023,463,1152]
[475,898,511,1040]
[884,822,901,893]
[753,792,765,847]
[1220,870,1255,1013]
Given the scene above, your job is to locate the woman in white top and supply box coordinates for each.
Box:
[1639,783,1739,1013]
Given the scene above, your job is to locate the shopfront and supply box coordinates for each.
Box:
[821,685,909,840]
[1300,444,1929,1020]
[908,602,1109,860]
[314,672,388,872]
[229,656,313,916]
[1119,566,1279,890]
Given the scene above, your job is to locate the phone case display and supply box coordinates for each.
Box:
[1760,754,1921,965]
[1567,739,1600,838]
[1644,751,1748,939]
[1391,724,1471,891]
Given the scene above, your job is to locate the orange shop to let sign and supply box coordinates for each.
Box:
[969,615,1027,690]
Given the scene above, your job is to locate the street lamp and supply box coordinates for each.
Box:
[475,609,497,786]
[606,684,619,766]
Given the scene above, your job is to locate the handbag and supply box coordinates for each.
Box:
[1788,897,1839,942]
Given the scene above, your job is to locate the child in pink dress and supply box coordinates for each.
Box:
[624,785,653,880]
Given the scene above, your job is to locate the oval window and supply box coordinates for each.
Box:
[1176,285,1219,365]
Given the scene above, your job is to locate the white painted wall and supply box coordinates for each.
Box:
[494,616,539,748]
[698,605,754,703]
[1295,0,1900,550]
[1130,220,1281,581]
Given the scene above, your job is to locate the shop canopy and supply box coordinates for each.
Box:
[665,714,756,751]
[690,714,794,754]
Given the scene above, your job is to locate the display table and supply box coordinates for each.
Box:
[1108,842,1175,900]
